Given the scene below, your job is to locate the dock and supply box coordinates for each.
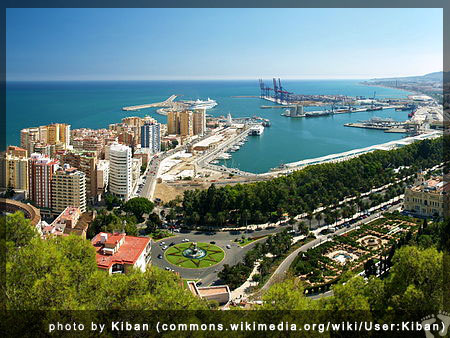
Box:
[122,95,179,111]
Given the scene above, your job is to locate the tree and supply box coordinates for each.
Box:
[4,211,38,254]
[260,278,311,310]
[364,258,377,277]
[383,246,443,314]
[105,193,122,210]
[315,212,323,227]
[122,197,154,222]
[144,212,162,235]
[217,212,226,228]
[251,273,261,284]
[306,213,313,229]
[6,235,209,310]
[4,186,15,198]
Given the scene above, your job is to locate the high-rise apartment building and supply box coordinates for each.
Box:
[51,165,86,215]
[193,109,206,136]
[108,143,132,201]
[96,160,109,196]
[0,153,29,192]
[21,123,71,154]
[167,111,180,135]
[141,122,161,153]
[7,146,28,158]
[28,154,59,212]
[179,111,194,137]
[58,150,98,201]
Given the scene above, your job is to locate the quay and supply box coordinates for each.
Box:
[122,95,179,111]
[262,131,441,176]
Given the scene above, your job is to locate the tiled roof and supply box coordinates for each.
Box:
[91,232,150,270]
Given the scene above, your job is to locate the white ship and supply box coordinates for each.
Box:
[191,98,218,110]
[248,125,264,136]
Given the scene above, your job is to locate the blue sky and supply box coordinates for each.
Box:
[6,8,443,80]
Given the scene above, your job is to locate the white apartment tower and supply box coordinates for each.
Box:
[108,143,132,201]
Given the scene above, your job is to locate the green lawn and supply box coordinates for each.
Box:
[236,237,256,247]
[165,242,225,269]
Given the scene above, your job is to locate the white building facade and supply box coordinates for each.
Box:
[108,143,132,200]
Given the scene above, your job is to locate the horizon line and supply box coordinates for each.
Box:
[6,71,443,82]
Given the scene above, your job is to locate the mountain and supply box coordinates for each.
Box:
[370,71,444,83]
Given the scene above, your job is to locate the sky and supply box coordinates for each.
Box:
[6,8,443,81]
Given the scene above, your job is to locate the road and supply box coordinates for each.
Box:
[151,227,285,286]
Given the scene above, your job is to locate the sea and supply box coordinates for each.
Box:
[6,80,413,174]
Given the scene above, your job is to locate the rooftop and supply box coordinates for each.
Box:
[91,232,150,270]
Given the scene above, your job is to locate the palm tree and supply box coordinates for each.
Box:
[242,209,251,229]
[315,212,323,228]
[217,212,226,228]
[306,212,313,230]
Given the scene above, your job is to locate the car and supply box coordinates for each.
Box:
[157,254,162,259]
[162,245,168,250]
[160,241,165,246]
[165,267,170,271]
[196,282,202,286]
[184,238,190,242]
[210,241,216,244]
[226,245,231,249]
[173,229,180,233]
[169,242,175,246]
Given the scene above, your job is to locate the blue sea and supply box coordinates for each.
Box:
[6,80,413,173]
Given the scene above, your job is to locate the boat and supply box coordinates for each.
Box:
[248,125,264,136]
[217,153,231,160]
[191,98,217,110]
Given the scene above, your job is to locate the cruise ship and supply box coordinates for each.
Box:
[191,98,218,110]
[248,125,264,136]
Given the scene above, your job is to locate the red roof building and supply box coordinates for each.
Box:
[91,232,151,274]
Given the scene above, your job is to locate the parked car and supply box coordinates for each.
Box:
[162,245,168,250]
[226,244,231,249]
[157,254,162,259]
[165,267,170,271]
[210,241,216,244]
[160,242,165,246]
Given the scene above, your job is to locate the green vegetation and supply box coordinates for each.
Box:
[151,229,174,240]
[180,137,443,227]
[165,242,225,268]
[260,216,449,321]
[122,197,154,222]
[260,245,445,322]
[290,213,422,289]
[219,230,293,290]
[87,209,139,238]
[4,212,209,310]
[235,236,257,247]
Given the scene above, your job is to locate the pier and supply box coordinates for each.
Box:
[122,95,179,111]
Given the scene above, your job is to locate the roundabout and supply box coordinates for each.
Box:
[165,242,225,269]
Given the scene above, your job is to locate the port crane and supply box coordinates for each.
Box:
[259,78,293,103]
